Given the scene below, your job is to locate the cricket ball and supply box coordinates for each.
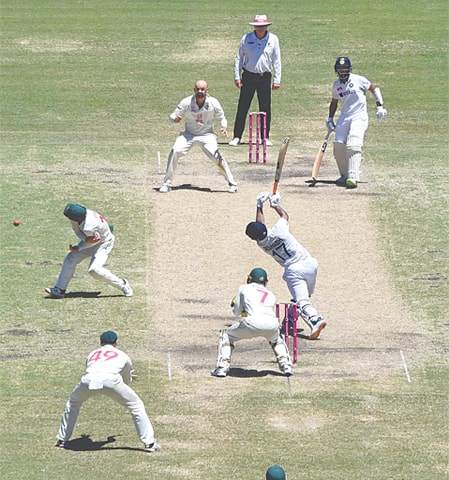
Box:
[13,220,20,226]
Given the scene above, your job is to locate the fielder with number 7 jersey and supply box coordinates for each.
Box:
[211,267,292,378]
[245,192,326,340]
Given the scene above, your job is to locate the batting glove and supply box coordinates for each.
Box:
[256,191,270,208]
[376,106,387,122]
[269,193,281,207]
[326,117,336,131]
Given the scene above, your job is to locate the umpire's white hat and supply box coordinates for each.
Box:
[249,15,272,26]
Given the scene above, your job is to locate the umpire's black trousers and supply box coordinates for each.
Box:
[233,69,272,140]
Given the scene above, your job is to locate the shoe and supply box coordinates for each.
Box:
[309,317,327,340]
[265,138,273,147]
[45,287,65,299]
[159,184,171,193]
[211,367,228,377]
[228,137,240,146]
[121,279,133,297]
[335,176,346,187]
[144,442,161,453]
[55,440,66,448]
[346,179,357,189]
[228,184,238,193]
[281,364,293,377]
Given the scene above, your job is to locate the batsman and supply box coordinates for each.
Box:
[327,56,387,189]
[245,192,326,340]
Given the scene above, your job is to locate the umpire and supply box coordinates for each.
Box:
[229,14,282,147]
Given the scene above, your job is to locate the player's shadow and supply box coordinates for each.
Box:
[227,367,284,378]
[62,434,143,452]
[45,292,125,299]
[305,179,338,187]
[153,184,230,193]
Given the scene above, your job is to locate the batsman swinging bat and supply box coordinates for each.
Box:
[311,129,333,181]
[272,136,290,194]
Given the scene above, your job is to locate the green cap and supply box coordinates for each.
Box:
[247,267,268,285]
[100,331,118,344]
[266,466,286,480]
[64,203,87,222]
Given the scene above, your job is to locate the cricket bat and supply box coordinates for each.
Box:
[311,129,333,181]
[272,137,290,194]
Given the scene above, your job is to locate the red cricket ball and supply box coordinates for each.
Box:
[13,220,20,226]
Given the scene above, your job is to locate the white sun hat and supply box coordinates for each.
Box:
[249,14,272,26]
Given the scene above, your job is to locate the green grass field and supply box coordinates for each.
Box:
[1,1,448,479]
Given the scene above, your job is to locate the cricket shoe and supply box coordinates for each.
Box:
[144,442,161,453]
[159,184,171,193]
[55,440,66,448]
[228,137,240,146]
[335,176,347,187]
[346,179,357,189]
[211,367,228,377]
[121,278,133,297]
[281,364,293,377]
[45,286,65,299]
[228,184,238,193]
[309,317,327,340]
[265,138,273,147]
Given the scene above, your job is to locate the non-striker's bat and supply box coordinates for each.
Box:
[272,136,290,194]
[311,129,333,181]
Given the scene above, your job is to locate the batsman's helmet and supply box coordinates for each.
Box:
[266,465,286,480]
[245,221,267,241]
[334,56,352,82]
[64,203,87,222]
[247,267,268,285]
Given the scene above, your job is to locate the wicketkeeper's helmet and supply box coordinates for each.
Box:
[247,267,268,285]
[334,56,352,82]
[64,203,87,222]
[245,221,267,240]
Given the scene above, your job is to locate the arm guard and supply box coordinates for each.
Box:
[372,87,384,106]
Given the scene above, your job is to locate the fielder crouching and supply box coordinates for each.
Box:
[211,267,293,378]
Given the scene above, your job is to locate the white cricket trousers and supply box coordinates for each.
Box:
[56,236,124,291]
[227,316,280,344]
[283,257,322,328]
[56,376,155,445]
[283,257,318,301]
[335,113,368,147]
[163,132,236,186]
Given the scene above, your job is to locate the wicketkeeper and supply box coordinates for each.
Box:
[246,192,326,340]
[211,267,293,378]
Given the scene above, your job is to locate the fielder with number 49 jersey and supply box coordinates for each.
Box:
[55,331,160,453]
[211,268,293,378]
[246,192,327,341]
